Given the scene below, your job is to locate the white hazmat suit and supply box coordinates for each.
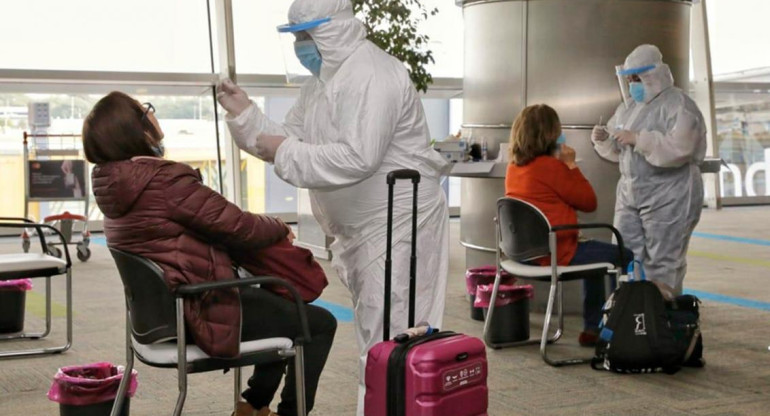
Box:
[592,44,707,294]
[222,0,450,413]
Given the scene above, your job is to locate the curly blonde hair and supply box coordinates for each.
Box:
[508,104,561,166]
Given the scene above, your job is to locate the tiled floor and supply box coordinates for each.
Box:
[1,207,769,415]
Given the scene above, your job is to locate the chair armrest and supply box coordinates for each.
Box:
[175,276,312,344]
[0,217,35,224]
[0,222,72,267]
[550,223,627,268]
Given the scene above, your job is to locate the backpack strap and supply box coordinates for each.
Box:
[626,259,646,281]
[682,327,701,363]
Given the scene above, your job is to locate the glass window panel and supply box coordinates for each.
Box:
[0,0,211,72]
[708,0,770,75]
[0,91,222,222]
[423,0,464,78]
[233,0,293,75]
[148,93,223,193]
[715,93,770,198]
[0,93,98,219]
[233,0,462,78]
[238,95,298,216]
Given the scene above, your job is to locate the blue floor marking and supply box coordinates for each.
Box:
[692,232,770,247]
[684,289,770,312]
[311,299,354,323]
[91,236,354,321]
[89,233,765,315]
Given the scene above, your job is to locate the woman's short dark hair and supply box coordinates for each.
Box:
[82,91,161,164]
[508,104,561,166]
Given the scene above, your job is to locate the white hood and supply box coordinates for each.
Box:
[619,44,675,104]
[288,0,368,83]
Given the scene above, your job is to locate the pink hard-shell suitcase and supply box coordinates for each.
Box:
[364,170,488,416]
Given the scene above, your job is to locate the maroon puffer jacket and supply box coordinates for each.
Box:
[92,157,288,358]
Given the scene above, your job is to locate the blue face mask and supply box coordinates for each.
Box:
[556,133,566,145]
[294,40,322,77]
[629,82,646,103]
[151,143,165,157]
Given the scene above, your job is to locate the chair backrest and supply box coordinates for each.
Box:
[109,248,177,345]
[497,197,551,262]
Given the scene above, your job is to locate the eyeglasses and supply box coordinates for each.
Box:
[141,102,155,122]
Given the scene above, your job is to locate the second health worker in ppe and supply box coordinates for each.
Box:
[592,44,707,295]
[216,0,450,414]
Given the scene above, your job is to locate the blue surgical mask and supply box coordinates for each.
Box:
[629,82,646,103]
[556,133,566,145]
[151,143,165,157]
[294,40,322,77]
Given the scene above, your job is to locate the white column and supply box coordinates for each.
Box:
[212,0,243,205]
[690,0,721,209]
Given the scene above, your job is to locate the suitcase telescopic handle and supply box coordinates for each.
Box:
[387,169,421,185]
[384,169,420,341]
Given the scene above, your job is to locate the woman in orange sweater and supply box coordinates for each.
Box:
[505,104,632,346]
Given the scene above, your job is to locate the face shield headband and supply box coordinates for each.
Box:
[276,9,355,83]
[615,64,656,107]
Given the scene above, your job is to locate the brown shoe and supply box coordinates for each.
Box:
[232,401,275,416]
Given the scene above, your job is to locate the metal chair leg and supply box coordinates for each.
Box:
[111,310,133,416]
[483,250,559,348]
[541,277,592,367]
[0,271,72,358]
[174,298,187,416]
[483,223,544,349]
[0,277,50,341]
[483,270,541,348]
[294,344,307,416]
[42,276,53,338]
[540,278,560,365]
[234,367,242,410]
[64,269,72,350]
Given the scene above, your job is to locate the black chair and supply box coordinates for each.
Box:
[0,217,72,358]
[108,248,311,416]
[483,197,625,366]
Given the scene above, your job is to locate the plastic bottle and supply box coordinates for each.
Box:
[481,139,488,161]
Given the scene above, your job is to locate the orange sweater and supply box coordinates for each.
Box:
[504,156,597,265]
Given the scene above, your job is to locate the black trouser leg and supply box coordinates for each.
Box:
[239,287,337,415]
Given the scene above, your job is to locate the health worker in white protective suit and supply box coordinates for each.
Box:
[592,44,707,295]
[216,0,450,413]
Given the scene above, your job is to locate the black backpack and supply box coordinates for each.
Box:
[591,261,703,374]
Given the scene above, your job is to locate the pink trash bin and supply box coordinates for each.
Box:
[0,279,32,333]
[48,362,138,416]
[465,266,515,321]
[475,284,534,343]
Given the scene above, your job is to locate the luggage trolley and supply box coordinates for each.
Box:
[21,132,91,262]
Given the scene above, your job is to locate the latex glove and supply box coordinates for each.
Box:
[216,78,251,116]
[403,325,431,338]
[557,144,578,170]
[256,134,287,163]
[614,130,638,146]
[591,125,610,142]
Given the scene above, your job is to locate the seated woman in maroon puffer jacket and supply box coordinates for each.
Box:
[83,91,336,416]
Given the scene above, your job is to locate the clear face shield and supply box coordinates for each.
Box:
[615,64,655,108]
[277,17,331,84]
[615,65,631,108]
